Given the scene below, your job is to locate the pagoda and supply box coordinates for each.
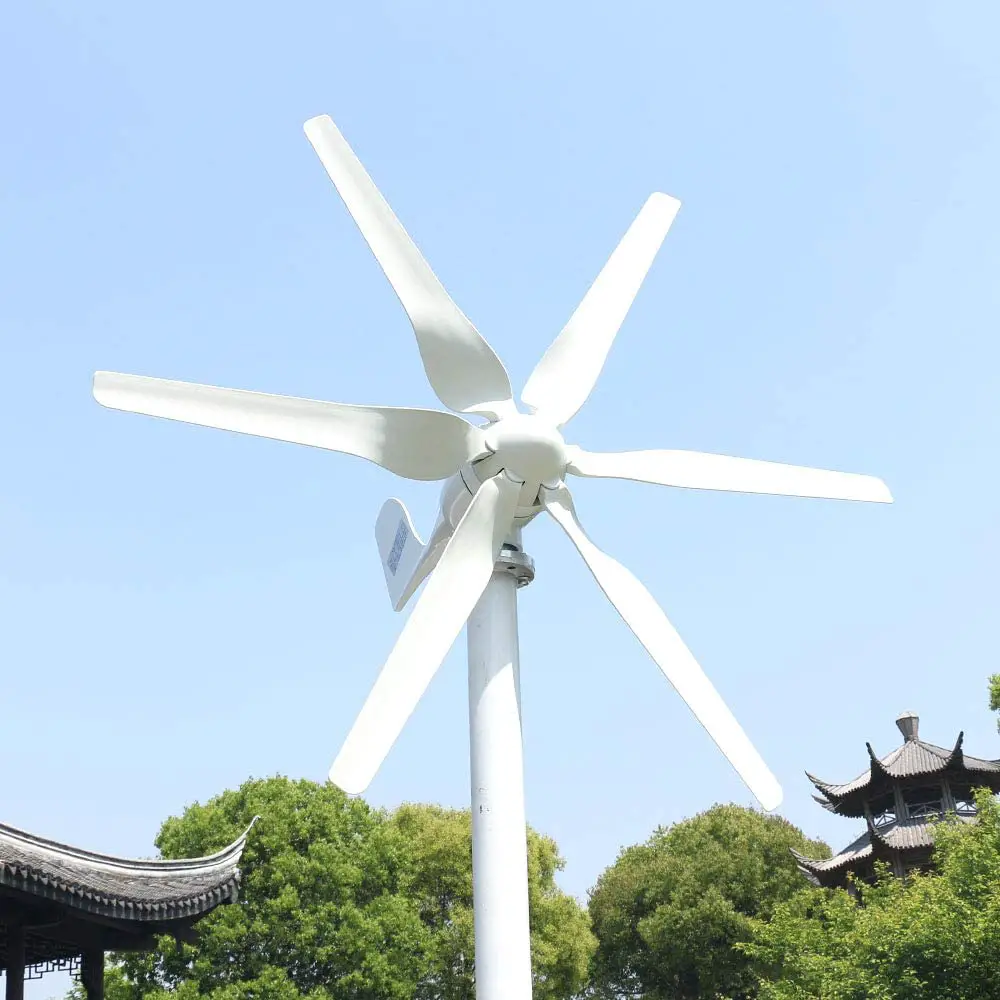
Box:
[794,712,1000,889]
[0,817,253,1000]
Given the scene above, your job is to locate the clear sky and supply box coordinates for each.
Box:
[4,2,1000,995]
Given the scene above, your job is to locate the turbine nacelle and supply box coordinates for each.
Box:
[456,413,570,528]
[439,464,544,535]
[482,413,568,489]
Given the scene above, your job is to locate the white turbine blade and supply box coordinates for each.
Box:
[522,193,680,426]
[568,447,893,504]
[330,473,520,794]
[303,115,515,419]
[94,371,483,482]
[541,485,783,811]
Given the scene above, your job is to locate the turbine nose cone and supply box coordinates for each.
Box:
[484,414,567,486]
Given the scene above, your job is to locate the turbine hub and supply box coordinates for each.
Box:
[483,414,567,487]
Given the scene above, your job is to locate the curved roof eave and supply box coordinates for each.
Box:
[806,734,1000,806]
[0,816,258,924]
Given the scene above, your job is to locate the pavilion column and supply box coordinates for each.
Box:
[80,949,104,1000]
[4,924,25,1000]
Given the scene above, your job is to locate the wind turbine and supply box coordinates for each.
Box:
[93,114,892,1000]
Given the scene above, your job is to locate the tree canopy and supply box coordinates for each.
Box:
[745,787,1000,1000]
[989,673,1000,732]
[586,803,830,1000]
[71,749,1000,1000]
[92,776,594,1000]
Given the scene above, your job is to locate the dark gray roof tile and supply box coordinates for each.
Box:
[795,815,977,876]
[807,733,1000,803]
[792,830,873,874]
[0,817,255,923]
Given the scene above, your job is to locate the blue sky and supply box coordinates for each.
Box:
[3,2,1000,994]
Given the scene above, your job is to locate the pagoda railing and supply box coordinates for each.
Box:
[906,799,942,820]
[25,955,81,981]
[872,808,896,830]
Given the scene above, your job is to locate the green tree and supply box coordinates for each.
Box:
[587,803,830,1000]
[385,803,595,1000]
[745,788,1000,1000]
[989,673,1000,731]
[90,776,593,1000]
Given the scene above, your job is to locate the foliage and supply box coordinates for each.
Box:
[989,673,1000,732]
[587,803,830,1000]
[91,776,593,1000]
[745,787,1000,1000]
[386,802,595,1000]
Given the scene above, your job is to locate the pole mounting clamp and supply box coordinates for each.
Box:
[496,543,535,587]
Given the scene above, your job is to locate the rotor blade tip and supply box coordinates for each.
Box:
[328,764,367,797]
[649,191,682,212]
[92,371,113,405]
[862,478,893,504]
[758,787,783,812]
[303,114,331,135]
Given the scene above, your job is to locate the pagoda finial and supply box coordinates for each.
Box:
[896,711,919,742]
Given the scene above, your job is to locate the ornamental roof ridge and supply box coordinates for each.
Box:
[805,729,1000,805]
[0,816,258,923]
[0,816,257,878]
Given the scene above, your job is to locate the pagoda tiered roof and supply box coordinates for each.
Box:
[806,725,1000,818]
[792,814,976,885]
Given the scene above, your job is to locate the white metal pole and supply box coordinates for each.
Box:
[467,542,533,1000]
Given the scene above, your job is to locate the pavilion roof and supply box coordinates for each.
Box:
[0,817,255,924]
[806,720,1000,817]
[792,814,976,884]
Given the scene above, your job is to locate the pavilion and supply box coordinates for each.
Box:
[0,817,253,999]
[794,711,1000,888]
